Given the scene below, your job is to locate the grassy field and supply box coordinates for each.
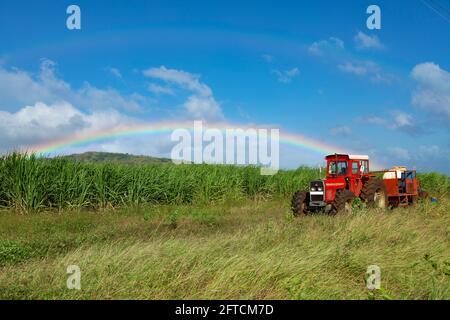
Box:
[0,153,449,299]
[0,197,449,300]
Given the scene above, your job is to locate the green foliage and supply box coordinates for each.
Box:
[0,240,33,266]
[0,153,317,213]
[418,172,450,195]
[283,276,307,300]
[168,210,179,229]
[143,211,153,221]
[424,253,450,276]
[367,288,395,300]
[352,197,366,213]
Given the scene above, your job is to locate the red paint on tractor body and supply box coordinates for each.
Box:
[322,154,370,203]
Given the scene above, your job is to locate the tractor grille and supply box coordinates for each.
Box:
[309,180,325,202]
[311,194,324,202]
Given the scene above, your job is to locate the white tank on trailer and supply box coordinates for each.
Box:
[383,166,407,180]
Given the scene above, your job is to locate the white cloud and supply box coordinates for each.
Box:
[0,60,154,154]
[337,60,393,83]
[370,72,395,84]
[387,147,411,161]
[0,59,146,112]
[76,84,144,112]
[0,61,227,157]
[338,62,368,76]
[107,67,122,79]
[393,111,414,128]
[0,102,86,141]
[148,83,175,95]
[143,66,223,120]
[0,102,132,153]
[354,31,385,50]
[262,54,273,62]
[148,83,174,95]
[373,144,450,173]
[361,111,422,135]
[143,66,212,96]
[308,37,344,56]
[183,95,223,120]
[309,37,393,84]
[272,68,299,83]
[330,125,352,136]
[363,116,386,126]
[411,62,450,126]
[0,59,70,109]
[418,145,442,159]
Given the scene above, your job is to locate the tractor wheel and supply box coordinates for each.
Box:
[291,191,310,216]
[330,190,355,215]
[361,178,387,209]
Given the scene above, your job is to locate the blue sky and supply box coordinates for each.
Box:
[0,0,449,173]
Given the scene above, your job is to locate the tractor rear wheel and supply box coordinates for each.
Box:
[361,178,387,209]
[291,191,310,216]
[330,190,355,215]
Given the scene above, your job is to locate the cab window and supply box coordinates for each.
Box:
[328,161,348,175]
[360,160,369,174]
[352,162,359,174]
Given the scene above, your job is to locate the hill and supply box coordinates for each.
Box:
[62,151,172,165]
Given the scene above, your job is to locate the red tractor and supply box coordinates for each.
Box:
[291,154,427,215]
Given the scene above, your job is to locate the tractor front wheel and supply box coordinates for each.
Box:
[291,191,310,216]
[330,190,355,215]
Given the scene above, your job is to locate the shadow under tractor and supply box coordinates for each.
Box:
[291,154,428,216]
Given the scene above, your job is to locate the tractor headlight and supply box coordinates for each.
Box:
[311,187,316,191]
[317,187,323,191]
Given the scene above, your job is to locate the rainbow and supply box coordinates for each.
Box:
[28,120,347,157]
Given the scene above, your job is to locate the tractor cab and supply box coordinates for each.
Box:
[326,154,370,179]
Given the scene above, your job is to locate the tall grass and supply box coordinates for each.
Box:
[0,153,318,212]
[418,172,450,195]
[0,198,448,299]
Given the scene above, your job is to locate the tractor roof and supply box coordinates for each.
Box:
[349,155,369,160]
[325,154,369,160]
